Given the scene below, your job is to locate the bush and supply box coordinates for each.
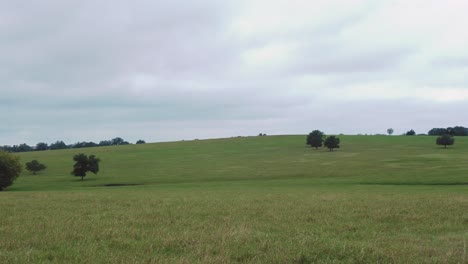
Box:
[0,151,22,191]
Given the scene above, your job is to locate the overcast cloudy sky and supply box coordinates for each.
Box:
[1,0,468,145]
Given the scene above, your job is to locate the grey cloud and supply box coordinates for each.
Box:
[1,0,237,90]
[431,56,468,69]
[1,0,467,145]
[292,47,414,75]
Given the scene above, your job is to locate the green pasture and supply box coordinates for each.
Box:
[1,135,467,263]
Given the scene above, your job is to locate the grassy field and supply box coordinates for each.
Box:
[1,135,467,263]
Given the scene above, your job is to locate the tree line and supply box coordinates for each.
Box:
[400,126,464,148]
[428,126,468,136]
[0,137,146,153]
[400,126,468,136]
[309,128,458,150]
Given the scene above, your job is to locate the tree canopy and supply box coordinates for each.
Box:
[25,160,47,175]
[436,134,455,148]
[71,154,101,181]
[324,136,340,151]
[307,130,325,149]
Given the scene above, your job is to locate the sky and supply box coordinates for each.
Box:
[1,0,468,145]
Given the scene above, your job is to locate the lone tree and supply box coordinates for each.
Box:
[136,139,146,144]
[71,154,100,181]
[436,134,455,148]
[324,136,340,151]
[25,160,47,175]
[307,130,325,149]
[406,129,416,136]
[387,128,394,135]
[0,151,22,191]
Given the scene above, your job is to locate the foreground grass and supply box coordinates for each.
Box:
[1,135,467,263]
[1,186,467,263]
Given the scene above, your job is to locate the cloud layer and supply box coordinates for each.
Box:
[1,0,468,144]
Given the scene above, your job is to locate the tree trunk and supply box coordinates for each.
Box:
[81,176,84,181]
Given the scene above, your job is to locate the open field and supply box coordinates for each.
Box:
[1,135,467,263]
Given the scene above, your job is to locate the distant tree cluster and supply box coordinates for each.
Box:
[258,133,267,137]
[71,137,131,149]
[307,130,340,151]
[0,137,145,153]
[428,126,468,136]
[50,141,68,150]
[405,129,416,136]
[0,143,33,153]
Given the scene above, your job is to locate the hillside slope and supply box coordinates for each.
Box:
[13,135,468,191]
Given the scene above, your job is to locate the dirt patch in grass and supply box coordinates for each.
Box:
[99,183,144,187]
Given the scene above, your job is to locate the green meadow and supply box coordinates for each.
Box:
[1,135,467,263]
